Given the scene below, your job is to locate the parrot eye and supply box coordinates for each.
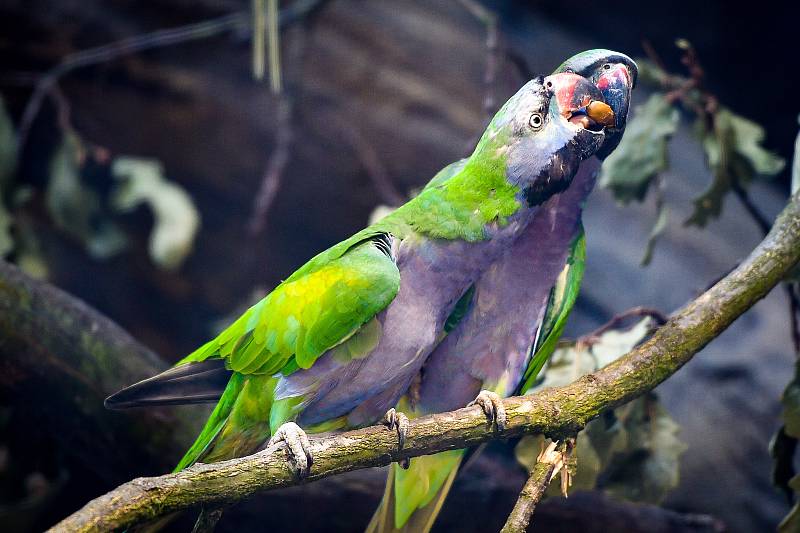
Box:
[603,63,612,70]
[528,112,544,130]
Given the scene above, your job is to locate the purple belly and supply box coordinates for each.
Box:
[416,157,600,413]
[277,214,538,428]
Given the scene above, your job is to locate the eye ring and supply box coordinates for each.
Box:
[528,112,544,130]
[603,63,612,70]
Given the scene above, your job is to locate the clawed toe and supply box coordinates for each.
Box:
[268,422,313,479]
[468,390,506,432]
[383,407,410,451]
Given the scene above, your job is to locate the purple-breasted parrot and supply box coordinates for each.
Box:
[367,50,637,533]
[105,69,615,520]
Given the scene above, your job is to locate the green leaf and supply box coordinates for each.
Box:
[641,203,668,266]
[515,317,685,503]
[687,108,785,227]
[111,157,200,270]
[599,94,679,203]
[0,97,17,256]
[46,133,127,259]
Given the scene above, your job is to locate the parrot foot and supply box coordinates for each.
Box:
[383,408,410,458]
[268,422,313,479]
[468,390,507,432]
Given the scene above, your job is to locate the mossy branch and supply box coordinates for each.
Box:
[50,192,800,533]
[0,260,200,478]
[501,440,567,533]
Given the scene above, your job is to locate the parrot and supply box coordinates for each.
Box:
[104,69,615,527]
[367,49,637,533]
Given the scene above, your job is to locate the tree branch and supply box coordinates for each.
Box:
[0,260,199,479]
[501,440,565,533]
[48,192,800,532]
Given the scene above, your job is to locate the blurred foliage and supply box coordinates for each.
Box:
[0,98,17,257]
[112,157,200,271]
[688,107,785,227]
[0,102,200,275]
[600,54,784,264]
[46,133,128,259]
[600,95,679,203]
[516,318,686,504]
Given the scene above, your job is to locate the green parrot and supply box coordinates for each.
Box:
[105,70,614,528]
[367,49,638,533]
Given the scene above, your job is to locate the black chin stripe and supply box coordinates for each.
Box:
[522,176,571,207]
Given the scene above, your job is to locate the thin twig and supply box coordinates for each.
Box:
[253,0,266,81]
[248,95,294,236]
[500,441,563,533]
[48,193,800,533]
[14,0,329,152]
[641,39,668,75]
[338,119,406,207]
[731,180,772,235]
[457,0,499,117]
[191,505,227,533]
[248,20,310,236]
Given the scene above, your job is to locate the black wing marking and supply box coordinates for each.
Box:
[104,359,232,409]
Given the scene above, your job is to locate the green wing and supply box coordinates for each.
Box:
[179,236,400,375]
[517,227,586,394]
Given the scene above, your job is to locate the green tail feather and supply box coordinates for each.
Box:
[174,373,245,472]
[367,450,464,533]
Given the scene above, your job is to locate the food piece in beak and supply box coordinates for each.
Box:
[585,100,615,127]
[548,72,615,131]
[568,101,615,131]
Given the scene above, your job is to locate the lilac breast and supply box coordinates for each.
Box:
[416,157,601,413]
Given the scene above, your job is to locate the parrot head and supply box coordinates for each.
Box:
[554,49,638,158]
[472,71,614,206]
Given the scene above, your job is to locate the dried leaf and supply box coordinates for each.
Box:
[46,133,127,259]
[601,396,687,503]
[112,157,200,270]
[516,318,685,503]
[599,94,679,203]
[687,108,785,227]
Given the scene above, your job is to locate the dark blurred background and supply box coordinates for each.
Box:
[0,0,798,531]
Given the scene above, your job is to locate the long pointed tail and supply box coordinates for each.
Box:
[366,450,464,533]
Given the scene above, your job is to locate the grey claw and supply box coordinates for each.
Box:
[383,408,410,451]
[468,390,507,432]
[268,422,313,478]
